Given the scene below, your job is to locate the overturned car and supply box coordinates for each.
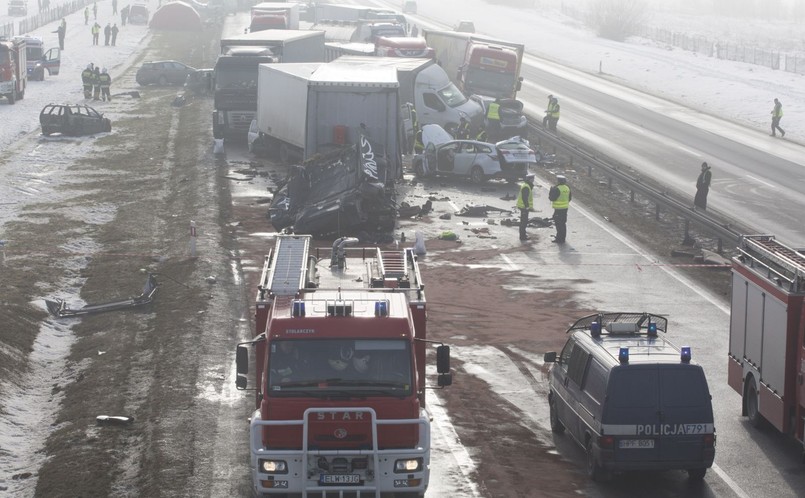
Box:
[269,135,397,237]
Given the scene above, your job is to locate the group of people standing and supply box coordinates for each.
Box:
[91,22,119,46]
[81,63,113,101]
[518,173,572,243]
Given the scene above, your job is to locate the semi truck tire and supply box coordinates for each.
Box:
[8,90,16,105]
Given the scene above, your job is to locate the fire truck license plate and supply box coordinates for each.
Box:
[320,474,360,485]
[619,439,654,449]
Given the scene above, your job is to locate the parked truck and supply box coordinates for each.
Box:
[236,234,452,497]
[336,55,484,148]
[249,2,300,32]
[254,61,402,179]
[314,3,397,23]
[0,37,27,104]
[324,36,431,63]
[213,30,324,139]
[728,234,805,452]
[13,35,60,81]
[422,29,525,99]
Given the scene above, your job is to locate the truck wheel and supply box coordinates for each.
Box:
[470,166,485,184]
[585,438,606,481]
[549,395,565,434]
[7,91,16,105]
[745,381,765,428]
[687,468,706,481]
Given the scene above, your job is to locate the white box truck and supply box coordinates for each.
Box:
[255,62,402,180]
[213,30,324,139]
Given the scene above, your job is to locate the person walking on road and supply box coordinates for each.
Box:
[112,0,118,15]
[771,98,785,137]
[91,22,101,45]
[694,162,712,210]
[547,97,560,132]
[111,24,119,46]
[517,174,535,241]
[53,19,66,50]
[104,23,111,46]
[99,68,112,101]
[93,1,98,20]
[548,174,571,243]
[542,94,555,128]
[121,4,129,25]
[81,64,94,99]
[92,66,102,100]
[84,6,89,25]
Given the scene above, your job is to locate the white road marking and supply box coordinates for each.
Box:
[745,175,778,189]
[712,463,752,498]
[500,253,519,271]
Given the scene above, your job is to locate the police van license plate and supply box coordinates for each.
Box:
[619,439,654,449]
[320,474,360,485]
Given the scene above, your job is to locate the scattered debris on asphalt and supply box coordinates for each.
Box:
[45,274,159,318]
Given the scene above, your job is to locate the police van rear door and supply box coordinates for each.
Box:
[657,364,714,462]
[604,365,662,462]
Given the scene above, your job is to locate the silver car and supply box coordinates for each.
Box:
[413,124,536,183]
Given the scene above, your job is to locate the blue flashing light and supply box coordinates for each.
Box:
[590,321,601,338]
[374,300,388,317]
[292,300,305,317]
[647,321,657,336]
[681,346,692,363]
[618,347,629,364]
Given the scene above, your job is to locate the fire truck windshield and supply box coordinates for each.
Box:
[268,339,413,396]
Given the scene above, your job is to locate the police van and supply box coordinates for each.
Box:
[543,312,715,481]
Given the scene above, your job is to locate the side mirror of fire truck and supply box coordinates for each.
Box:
[236,344,249,389]
[436,345,452,387]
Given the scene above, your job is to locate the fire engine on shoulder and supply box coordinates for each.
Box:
[236,234,452,497]
[728,235,805,453]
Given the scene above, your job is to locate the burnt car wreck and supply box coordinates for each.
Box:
[269,135,397,237]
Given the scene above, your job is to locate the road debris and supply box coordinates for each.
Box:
[45,274,159,318]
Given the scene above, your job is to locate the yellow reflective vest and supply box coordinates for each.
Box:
[516,182,533,209]
[486,101,500,121]
[551,184,570,209]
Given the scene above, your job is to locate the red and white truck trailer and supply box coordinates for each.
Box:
[249,2,300,32]
[236,234,452,497]
[422,29,524,100]
[0,37,27,104]
[728,234,805,451]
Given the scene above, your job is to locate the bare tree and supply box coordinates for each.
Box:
[586,0,649,41]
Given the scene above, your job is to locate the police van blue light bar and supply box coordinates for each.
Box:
[590,321,601,338]
[647,321,657,336]
[680,346,691,363]
[618,347,629,364]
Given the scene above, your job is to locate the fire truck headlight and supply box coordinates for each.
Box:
[394,458,422,472]
[259,459,288,474]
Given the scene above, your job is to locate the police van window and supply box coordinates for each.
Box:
[582,360,607,404]
[567,347,590,386]
[660,367,709,406]
[559,339,575,367]
[608,369,658,408]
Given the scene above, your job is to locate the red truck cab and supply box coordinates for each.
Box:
[375,36,434,58]
[237,235,450,496]
[0,38,27,104]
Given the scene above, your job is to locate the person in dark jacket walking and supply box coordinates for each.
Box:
[99,68,112,101]
[81,64,94,98]
[84,6,89,25]
[121,4,129,25]
[111,23,119,46]
[694,162,712,210]
[104,23,111,46]
[53,21,66,50]
[548,174,571,243]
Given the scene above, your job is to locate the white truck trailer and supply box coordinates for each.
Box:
[255,62,402,181]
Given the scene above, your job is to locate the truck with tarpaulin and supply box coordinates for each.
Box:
[235,234,452,496]
[422,29,524,100]
[728,234,805,454]
[249,2,300,32]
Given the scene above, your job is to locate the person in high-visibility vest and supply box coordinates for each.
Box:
[485,99,501,142]
[770,98,785,137]
[548,174,571,243]
[543,94,555,128]
[516,174,535,241]
[547,97,560,132]
[456,117,470,140]
[414,128,424,154]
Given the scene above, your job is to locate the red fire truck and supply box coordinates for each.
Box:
[728,234,805,451]
[236,234,451,497]
[0,37,27,104]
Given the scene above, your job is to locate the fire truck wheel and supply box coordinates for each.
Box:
[687,468,706,481]
[745,380,765,429]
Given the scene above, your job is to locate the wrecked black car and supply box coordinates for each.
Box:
[269,135,396,237]
[40,104,112,136]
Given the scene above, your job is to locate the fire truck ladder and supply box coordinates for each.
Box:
[739,235,805,294]
[267,235,311,296]
[378,250,407,281]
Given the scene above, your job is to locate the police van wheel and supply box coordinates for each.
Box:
[585,439,606,481]
[549,397,565,434]
[745,381,765,429]
[687,468,706,481]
